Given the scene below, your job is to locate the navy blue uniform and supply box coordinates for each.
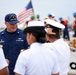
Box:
[0,28,28,75]
[60,21,70,40]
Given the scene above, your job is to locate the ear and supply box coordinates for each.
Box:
[28,33,33,41]
[5,22,7,26]
[46,34,50,41]
[30,33,34,40]
[5,22,6,25]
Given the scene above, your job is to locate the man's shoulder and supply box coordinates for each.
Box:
[0,30,5,35]
[17,28,23,32]
[43,43,54,48]
[17,28,25,35]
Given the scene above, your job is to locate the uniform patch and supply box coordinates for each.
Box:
[16,38,24,42]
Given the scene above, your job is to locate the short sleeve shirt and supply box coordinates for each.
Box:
[43,39,71,75]
[14,43,59,75]
[0,48,8,70]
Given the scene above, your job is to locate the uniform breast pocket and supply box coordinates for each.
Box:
[16,41,24,46]
[15,41,25,50]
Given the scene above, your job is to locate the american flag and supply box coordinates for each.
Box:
[18,1,34,24]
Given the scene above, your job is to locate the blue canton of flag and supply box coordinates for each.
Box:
[26,1,33,10]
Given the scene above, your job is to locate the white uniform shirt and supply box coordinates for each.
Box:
[43,39,71,75]
[14,43,59,75]
[0,48,8,70]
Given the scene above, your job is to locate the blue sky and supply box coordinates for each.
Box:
[0,0,76,27]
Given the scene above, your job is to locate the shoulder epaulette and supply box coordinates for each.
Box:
[0,44,3,48]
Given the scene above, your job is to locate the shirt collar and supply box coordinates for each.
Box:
[1,28,20,35]
[30,42,42,49]
[54,38,64,43]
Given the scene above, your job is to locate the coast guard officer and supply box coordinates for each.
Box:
[0,13,28,75]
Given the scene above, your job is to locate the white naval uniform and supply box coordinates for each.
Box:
[14,43,59,75]
[43,39,71,75]
[0,48,8,70]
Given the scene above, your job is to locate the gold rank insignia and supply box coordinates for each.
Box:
[18,38,22,40]
[0,44,3,48]
[20,49,25,53]
[45,25,51,28]
[47,25,50,28]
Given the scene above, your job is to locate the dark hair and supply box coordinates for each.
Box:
[45,24,61,39]
[50,28,60,39]
[23,26,46,43]
[31,31,46,43]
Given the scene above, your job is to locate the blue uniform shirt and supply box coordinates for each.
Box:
[0,28,28,75]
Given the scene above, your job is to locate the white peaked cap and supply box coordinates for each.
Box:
[27,21,44,27]
[23,21,45,34]
[45,19,65,29]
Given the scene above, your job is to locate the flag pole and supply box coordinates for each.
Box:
[30,0,35,19]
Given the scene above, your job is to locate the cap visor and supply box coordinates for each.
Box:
[45,19,65,29]
[9,20,19,24]
[23,26,45,34]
